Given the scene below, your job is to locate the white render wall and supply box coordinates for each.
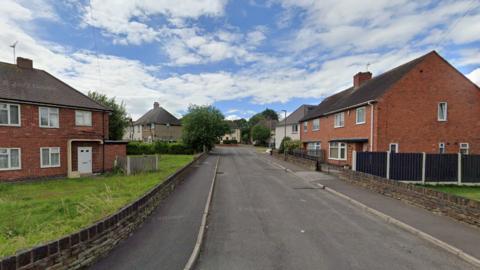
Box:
[275,124,301,148]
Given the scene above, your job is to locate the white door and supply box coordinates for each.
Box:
[78,147,92,173]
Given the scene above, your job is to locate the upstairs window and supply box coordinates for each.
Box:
[167,123,170,131]
[356,107,366,124]
[0,103,20,126]
[76,111,92,126]
[0,148,21,170]
[40,107,59,128]
[144,125,147,131]
[41,147,60,168]
[292,125,298,133]
[303,122,307,132]
[151,123,155,130]
[460,143,469,155]
[438,102,447,121]
[313,119,319,131]
[334,112,344,128]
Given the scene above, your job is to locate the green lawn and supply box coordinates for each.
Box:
[0,154,194,257]
[254,147,272,152]
[424,185,480,201]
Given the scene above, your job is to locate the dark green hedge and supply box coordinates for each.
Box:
[127,141,194,155]
[222,139,238,144]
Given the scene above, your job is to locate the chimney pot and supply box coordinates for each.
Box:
[154,102,159,109]
[353,72,372,88]
[17,57,33,69]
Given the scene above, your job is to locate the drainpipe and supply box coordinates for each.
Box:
[367,101,374,152]
[102,112,105,173]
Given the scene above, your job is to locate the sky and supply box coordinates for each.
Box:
[1,0,480,121]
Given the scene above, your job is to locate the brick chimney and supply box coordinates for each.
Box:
[353,72,372,88]
[17,57,33,69]
[154,102,159,109]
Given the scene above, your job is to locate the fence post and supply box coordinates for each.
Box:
[156,154,159,171]
[422,153,426,185]
[352,151,357,171]
[386,151,390,179]
[458,153,462,185]
[127,156,131,176]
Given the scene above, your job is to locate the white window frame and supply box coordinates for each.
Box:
[167,123,170,131]
[439,142,445,154]
[389,143,398,153]
[334,112,345,128]
[40,147,60,168]
[438,102,447,121]
[75,111,92,126]
[303,122,307,132]
[39,107,59,128]
[292,124,298,133]
[329,142,347,160]
[0,103,21,126]
[313,119,320,131]
[356,107,366,124]
[460,143,469,155]
[151,123,155,130]
[0,148,21,170]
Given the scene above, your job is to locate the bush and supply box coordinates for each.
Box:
[223,140,230,144]
[127,141,194,155]
[126,142,155,155]
[278,136,292,154]
[168,142,194,155]
[230,139,238,144]
[154,140,169,154]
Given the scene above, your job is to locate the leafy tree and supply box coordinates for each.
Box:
[261,108,279,121]
[247,113,265,129]
[234,118,247,129]
[242,133,249,143]
[285,140,302,155]
[251,124,271,145]
[181,104,231,152]
[278,136,292,154]
[88,91,129,140]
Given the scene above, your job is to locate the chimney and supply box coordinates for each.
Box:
[154,102,159,109]
[17,57,33,69]
[353,72,372,88]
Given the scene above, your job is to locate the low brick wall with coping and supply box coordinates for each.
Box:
[339,169,480,228]
[0,152,207,270]
[271,152,316,171]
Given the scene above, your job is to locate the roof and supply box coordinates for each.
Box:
[134,106,182,126]
[0,61,111,111]
[226,120,239,129]
[276,105,316,127]
[256,119,279,128]
[300,51,434,122]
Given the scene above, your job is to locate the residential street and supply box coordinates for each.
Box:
[195,147,478,270]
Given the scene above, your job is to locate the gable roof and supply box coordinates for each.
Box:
[134,106,182,126]
[256,119,279,128]
[300,51,434,122]
[276,105,316,127]
[0,61,111,111]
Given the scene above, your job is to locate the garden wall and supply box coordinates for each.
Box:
[0,152,207,270]
[339,169,480,228]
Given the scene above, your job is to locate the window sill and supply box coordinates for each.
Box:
[437,119,447,122]
[334,126,344,129]
[328,157,347,161]
[41,165,61,169]
[76,125,93,127]
[40,126,59,129]
[313,129,320,132]
[356,122,365,125]
[0,168,22,171]
[0,124,21,127]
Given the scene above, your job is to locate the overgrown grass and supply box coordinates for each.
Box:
[0,155,194,257]
[423,185,480,201]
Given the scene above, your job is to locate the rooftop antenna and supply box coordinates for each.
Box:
[10,41,18,64]
[366,61,380,72]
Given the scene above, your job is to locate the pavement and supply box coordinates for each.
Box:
[195,147,479,270]
[249,148,480,263]
[89,149,220,270]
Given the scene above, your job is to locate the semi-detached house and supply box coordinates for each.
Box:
[299,51,480,166]
[0,57,126,182]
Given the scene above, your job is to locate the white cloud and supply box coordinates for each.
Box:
[225,115,241,120]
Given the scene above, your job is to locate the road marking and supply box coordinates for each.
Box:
[231,148,238,156]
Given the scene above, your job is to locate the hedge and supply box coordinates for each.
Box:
[127,141,193,155]
[222,139,238,144]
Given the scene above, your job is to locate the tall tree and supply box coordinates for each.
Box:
[251,124,271,145]
[247,113,265,129]
[88,91,129,140]
[234,118,247,129]
[181,104,231,152]
[261,108,279,121]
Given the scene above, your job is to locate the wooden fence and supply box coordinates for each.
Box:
[116,155,158,175]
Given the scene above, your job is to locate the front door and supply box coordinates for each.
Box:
[78,147,92,173]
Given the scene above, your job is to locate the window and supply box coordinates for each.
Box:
[0,103,20,126]
[439,143,445,154]
[292,125,298,133]
[334,113,345,128]
[75,111,92,126]
[308,142,321,156]
[460,143,469,155]
[303,122,307,132]
[144,125,147,131]
[40,147,60,168]
[356,107,366,124]
[329,142,347,160]
[233,137,236,140]
[438,102,447,121]
[0,148,21,170]
[148,136,152,143]
[167,123,170,131]
[39,107,59,128]
[389,143,398,153]
[313,119,319,131]
[151,123,155,130]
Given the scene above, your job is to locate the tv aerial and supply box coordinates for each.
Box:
[366,60,380,72]
[10,41,18,64]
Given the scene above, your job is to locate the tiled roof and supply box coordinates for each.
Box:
[300,51,434,122]
[276,105,316,127]
[257,119,279,128]
[0,61,111,111]
[134,107,182,126]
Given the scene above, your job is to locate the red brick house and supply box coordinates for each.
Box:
[0,57,127,182]
[299,51,480,165]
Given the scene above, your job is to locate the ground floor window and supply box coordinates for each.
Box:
[439,143,445,154]
[329,142,346,160]
[0,148,21,170]
[460,143,469,155]
[389,143,398,153]
[41,147,60,168]
[308,142,321,156]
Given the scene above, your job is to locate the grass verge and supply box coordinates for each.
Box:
[254,147,272,152]
[0,154,194,257]
[423,185,480,201]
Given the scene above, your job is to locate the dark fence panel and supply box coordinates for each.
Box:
[356,152,387,178]
[425,154,458,182]
[462,155,480,183]
[292,149,326,163]
[389,153,423,181]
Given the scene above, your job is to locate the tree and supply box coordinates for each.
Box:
[261,108,279,121]
[285,140,302,155]
[242,133,249,143]
[181,104,231,152]
[247,113,265,129]
[234,118,247,129]
[278,136,292,154]
[88,91,129,140]
[251,124,271,145]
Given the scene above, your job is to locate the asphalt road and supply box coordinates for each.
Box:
[195,147,478,270]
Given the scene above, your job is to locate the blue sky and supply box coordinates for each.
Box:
[1,0,480,120]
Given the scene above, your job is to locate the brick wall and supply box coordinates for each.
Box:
[339,169,480,228]
[272,152,317,171]
[104,144,127,171]
[0,152,207,270]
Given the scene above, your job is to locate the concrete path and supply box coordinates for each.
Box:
[195,147,478,270]
[89,149,219,270]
